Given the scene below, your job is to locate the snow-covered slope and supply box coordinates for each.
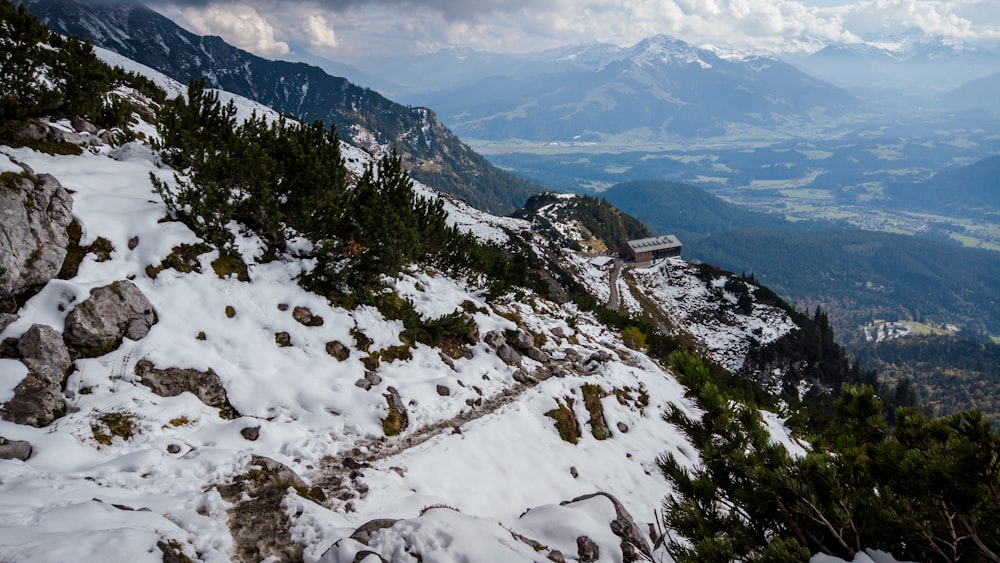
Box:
[0,59,808,563]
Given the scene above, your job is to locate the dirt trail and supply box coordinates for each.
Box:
[310,363,569,509]
[609,259,623,311]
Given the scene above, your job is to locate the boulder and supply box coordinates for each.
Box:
[483,330,504,349]
[496,343,521,366]
[64,281,157,356]
[507,329,535,350]
[0,359,65,427]
[134,359,239,419]
[17,324,71,373]
[0,436,32,460]
[0,172,73,300]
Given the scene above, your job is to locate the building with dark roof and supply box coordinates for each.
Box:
[619,235,681,265]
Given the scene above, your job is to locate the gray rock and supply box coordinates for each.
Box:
[326,340,350,361]
[240,425,260,441]
[436,384,450,396]
[64,281,157,356]
[496,343,521,366]
[0,313,18,333]
[617,421,629,433]
[0,359,65,427]
[483,330,504,349]
[0,436,33,460]
[17,324,71,373]
[134,359,239,419]
[292,306,324,327]
[166,444,181,454]
[71,117,98,135]
[355,370,382,391]
[247,455,309,494]
[576,536,599,563]
[0,172,73,300]
[508,329,535,350]
[109,141,154,162]
[526,347,550,363]
[564,492,653,562]
[551,326,566,339]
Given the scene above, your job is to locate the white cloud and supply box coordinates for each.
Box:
[164,0,1000,58]
[303,14,340,49]
[182,3,289,56]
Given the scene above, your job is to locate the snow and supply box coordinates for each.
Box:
[0,152,24,173]
[0,359,28,404]
[0,54,810,561]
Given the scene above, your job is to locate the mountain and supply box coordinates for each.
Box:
[887,155,1000,217]
[406,35,858,142]
[21,0,541,214]
[944,71,1000,114]
[783,37,1000,105]
[5,7,1000,560]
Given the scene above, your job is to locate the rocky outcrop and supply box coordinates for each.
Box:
[134,359,239,419]
[0,436,33,460]
[0,359,65,427]
[0,170,73,301]
[563,492,652,562]
[17,324,72,373]
[64,281,157,357]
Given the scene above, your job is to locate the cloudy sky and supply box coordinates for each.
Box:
[144,0,1000,61]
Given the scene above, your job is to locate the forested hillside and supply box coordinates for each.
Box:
[23,0,542,214]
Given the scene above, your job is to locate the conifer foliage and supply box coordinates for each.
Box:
[661,350,1000,562]
[153,79,533,298]
[0,0,163,138]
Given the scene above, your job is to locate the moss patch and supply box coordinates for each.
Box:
[545,398,581,444]
[581,384,610,440]
[146,243,211,279]
[92,412,137,445]
[382,407,404,437]
[211,250,250,282]
[225,306,236,319]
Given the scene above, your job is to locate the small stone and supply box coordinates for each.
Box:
[0,437,33,460]
[617,421,629,433]
[276,303,289,312]
[196,331,206,341]
[355,378,372,390]
[274,332,291,347]
[292,306,323,327]
[325,340,350,361]
[240,426,260,441]
[570,466,579,479]
[166,444,181,454]
[127,236,139,250]
[436,384,450,396]
[576,536,599,563]
[225,306,236,318]
[547,550,567,563]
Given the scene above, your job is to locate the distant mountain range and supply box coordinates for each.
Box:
[22,0,541,214]
[783,38,1000,106]
[400,35,859,142]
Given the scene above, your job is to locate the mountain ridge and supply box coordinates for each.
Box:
[22,0,542,215]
